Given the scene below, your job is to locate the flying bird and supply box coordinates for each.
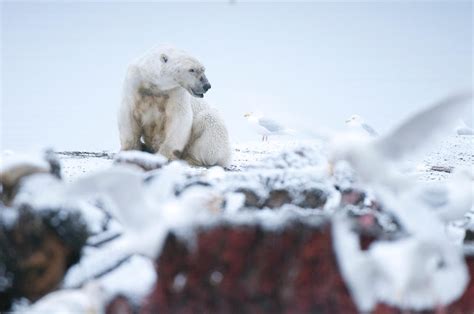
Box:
[330,92,473,190]
[330,92,473,311]
[333,215,468,312]
[345,114,378,137]
[64,162,226,258]
[244,112,295,141]
[414,167,473,223]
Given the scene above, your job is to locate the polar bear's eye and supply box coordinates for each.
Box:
[189,69,195,73]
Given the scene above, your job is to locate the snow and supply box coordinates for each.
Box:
[0,151,51,188]
[0,152,50,176]
[416,135,474,181]
[17,283,105,314]
[63,245,131,289]
[114,150,167,171]
[56,152,114,182]
[98,255,156,304]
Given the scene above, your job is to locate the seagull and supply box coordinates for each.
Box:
[330,92,473,190]
[243,112,295,141]
[333,183,470,312]
[330,92,473,311]
[345,114,378,137]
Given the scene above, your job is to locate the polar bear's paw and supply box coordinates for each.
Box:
[158,145,180,161]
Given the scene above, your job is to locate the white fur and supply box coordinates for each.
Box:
[118,45,231,167]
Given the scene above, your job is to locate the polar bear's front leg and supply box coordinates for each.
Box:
[158,94,193,160]
[118,65,144,151]
[118,104,142,151]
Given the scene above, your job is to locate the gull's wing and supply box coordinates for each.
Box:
[361,122,378,137]
[65,166,149,229]
[258,117,285,132]
[418,184,449,208]
[374,92,472,161]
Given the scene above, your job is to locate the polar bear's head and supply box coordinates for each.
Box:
[139,46,211,98]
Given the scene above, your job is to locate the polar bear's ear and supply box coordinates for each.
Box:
[160,54,168,63]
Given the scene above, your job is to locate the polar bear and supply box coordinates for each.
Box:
[118,45,231,167]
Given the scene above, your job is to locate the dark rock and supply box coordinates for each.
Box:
[430,165,453,173]
[340,188,366,206]
[464,230,474,242]
[298,188,328,209]
[235,186,328,211]
[234,188,262,208]
[44,149,62,179]
[141,220,358,313]
[264,189,292,209]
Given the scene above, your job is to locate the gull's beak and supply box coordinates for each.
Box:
[244,113,250,118]
[345,119,351,124]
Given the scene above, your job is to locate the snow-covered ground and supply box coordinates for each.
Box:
[56,152,115,182]
[58,135,473,182]
[417,135,473,181]
[3,134,473,312]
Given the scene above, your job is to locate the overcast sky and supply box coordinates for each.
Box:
[1,1,472,151]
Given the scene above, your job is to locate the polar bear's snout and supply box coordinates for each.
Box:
[189,75,211,98]
[200,76,212,92]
